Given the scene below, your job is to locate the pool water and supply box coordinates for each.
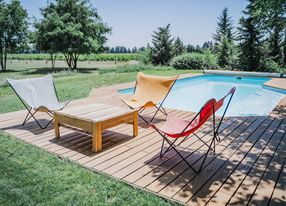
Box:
[119,75,286,116]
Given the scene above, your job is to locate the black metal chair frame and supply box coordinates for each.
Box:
[134,77,178,124]
[153,90,235,173]
[7,79,67,129]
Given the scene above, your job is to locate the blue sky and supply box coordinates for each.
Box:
[20,0,248,48]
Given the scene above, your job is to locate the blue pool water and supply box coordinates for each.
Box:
[119,75,286,116]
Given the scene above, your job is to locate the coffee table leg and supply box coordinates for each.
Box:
[133,111,138,137]
[92,122,102,152]
[54,113,60,139]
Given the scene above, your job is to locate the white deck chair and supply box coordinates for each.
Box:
[6,74,69,129]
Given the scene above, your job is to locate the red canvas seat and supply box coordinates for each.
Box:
[150,87,236,173]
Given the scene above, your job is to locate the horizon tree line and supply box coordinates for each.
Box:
[0,0,285,71]
[148,0,286,72]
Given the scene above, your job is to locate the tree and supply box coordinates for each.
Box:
[35,0,111,69]
[34,14,58,68]
[195,45,202,53]
[150,24,174,65]
[283,29,286,67]
[242,0,286,69]
[213,8,237,68]
[216,37,238,69]
[0,0,28,71]
[173,37,185,56]
[132,47,137,53]
[202,41,214,50]
[268,26,283,63]
[213,8,235,45]
[255,0,286,65]
[238,1,263,71]
[186,44,196,53]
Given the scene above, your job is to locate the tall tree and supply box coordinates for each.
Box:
[34,14,58,68]
[150,24,174,65]
[216,37,238,69]
[244,0,286,68]
[238,1,263,71]
[173,37,185,56]
[282,28,286,68]
[213,8,235,44]
[213,8,237,68]
[35,0,111,69]
[186,44,196,53]
[268,26,283,63]
[0,0,28,71]
[256,0,286,65]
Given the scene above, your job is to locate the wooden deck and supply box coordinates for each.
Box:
[0,84,286,205]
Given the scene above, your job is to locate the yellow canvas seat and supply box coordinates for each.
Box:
[121,72,178,123]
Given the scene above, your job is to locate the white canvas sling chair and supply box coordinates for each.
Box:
[6,74,69,129]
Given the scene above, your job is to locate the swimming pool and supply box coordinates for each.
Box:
[119,75,286,116]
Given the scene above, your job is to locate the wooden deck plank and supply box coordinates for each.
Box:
[158,116,262,200]
[269,157,286,206]
[136,117,245,190]
[146,117,250,194]
[247,128,286,206]
[227,119,286,205]
[201,117,281,206]
[123,117,240,185]
[183,118,268,205]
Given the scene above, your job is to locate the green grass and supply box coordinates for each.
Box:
[0,62,201,205]
[0,131,178,205]
[0,64,200,113]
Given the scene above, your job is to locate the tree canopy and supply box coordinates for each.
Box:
[150,24,174,65]
[213,8,235,44]
[213,8,237,69]
[173,37,185,56]
[34,0,111,69]
[0,0,28,71]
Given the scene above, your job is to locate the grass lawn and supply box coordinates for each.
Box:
[0,131,178,205]
[0,61,201,205]
[0,61,200,113]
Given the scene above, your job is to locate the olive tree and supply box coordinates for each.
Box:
[0,0,28,71]
[35,0,111,69]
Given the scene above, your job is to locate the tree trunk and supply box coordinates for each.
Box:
[283,28,286,68]
[2,49,7,71]
[50,53,56,69]
[64,53,78,70]
[64,53,72,69]
[73,54,78,69]
[0,50,3,71]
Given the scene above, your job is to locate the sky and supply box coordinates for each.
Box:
[20,0,248,48]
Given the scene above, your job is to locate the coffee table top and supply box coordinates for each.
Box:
[55,103,134,122]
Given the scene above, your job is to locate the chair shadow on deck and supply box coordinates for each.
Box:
[1,119,54,135]
[137,115,166,129]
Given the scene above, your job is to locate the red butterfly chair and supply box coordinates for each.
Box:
[150,87,236,173]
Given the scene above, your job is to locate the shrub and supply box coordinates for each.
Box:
[98,64,172,74]
[260,58,284,73]
[137,49,152,64]
[170,52,218,70]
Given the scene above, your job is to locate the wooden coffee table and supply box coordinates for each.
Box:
[53,103,138,152]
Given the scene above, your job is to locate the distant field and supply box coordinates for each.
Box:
[6,60,134,71]
[7,53,140,62]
